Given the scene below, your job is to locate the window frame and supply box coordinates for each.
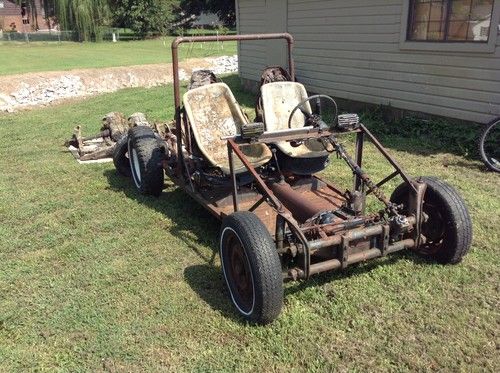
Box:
[400,0,500,53]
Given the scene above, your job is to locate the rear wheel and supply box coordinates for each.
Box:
[128,126,164,196]
[220,212,283,324]
[391,176,472,264]
[113,135,131,177]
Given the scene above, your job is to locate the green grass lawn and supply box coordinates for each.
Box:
[0,77,498,371]
[0,38,237,76]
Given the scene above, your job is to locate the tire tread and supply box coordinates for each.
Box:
[128,126,164,196]
[221,211,283,324]
[391,176,472,264]
[113,135,131,177]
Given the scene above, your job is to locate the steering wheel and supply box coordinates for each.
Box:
[287,94,338,130]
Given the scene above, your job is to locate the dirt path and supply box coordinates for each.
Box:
[0,56,237,112]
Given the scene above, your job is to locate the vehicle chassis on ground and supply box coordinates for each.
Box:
[119,33,472,324]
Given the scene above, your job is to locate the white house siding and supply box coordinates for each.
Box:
[237,0,269,82]
[237,0,500,123]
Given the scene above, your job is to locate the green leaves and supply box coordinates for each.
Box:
[111,0,181,36]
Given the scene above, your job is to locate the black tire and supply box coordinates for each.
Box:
[391,176,472,264]
[113,135,131,177]
[219,211,283,324]
[479,118,500,173]
[128,126,164,197]
[275,148,329,175]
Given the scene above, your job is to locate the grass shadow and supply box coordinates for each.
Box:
[283,250,428,297]
[183,264,242,322]
[359,110,486,162]
[104,169,246,322]
[104,169,219,264]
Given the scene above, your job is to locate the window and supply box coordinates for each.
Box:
[407,0,495,42]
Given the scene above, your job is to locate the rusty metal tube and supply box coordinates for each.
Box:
[359,124,416,191]
[309,224,382,251]
[172,33,295,113]
[269,182,330,223]
[307,238,415,276]
[309,216,416,252]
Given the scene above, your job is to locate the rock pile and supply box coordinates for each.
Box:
[0,55,239,113]
[210,55,238,75]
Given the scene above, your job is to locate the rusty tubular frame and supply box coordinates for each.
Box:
[308,216,416,253]
[359,124,417,194]
[227,138,314,277]
[225,128,421,279]
[354,131,364,192]
[171,33,295,180]
[227,138,283,212]
[167,33,424,281]
[307,238,415,277]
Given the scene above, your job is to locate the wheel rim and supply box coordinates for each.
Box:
[220,228,255,315]
[420,201,447,255]
[129,141,142,189]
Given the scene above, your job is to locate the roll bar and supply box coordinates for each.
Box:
[170,33,295,180]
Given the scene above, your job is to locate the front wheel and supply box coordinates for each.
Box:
[220,212,283,324]
[391,177,472,264]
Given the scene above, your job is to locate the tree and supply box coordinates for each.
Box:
[111,0,181,36]
[55,0,111,41]
[206,0,235,27]
[179,0,235,27]
[19,0,234,40]
[17,0,110,41]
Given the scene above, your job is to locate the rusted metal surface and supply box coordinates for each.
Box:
[308,216,416,253]
[408,179,427,248]
[307,239,415,277]
[359,123,416,192]
[269,181,343,223]
[354,131,364,192]
[66,112,156,162]
[227,138,284,213]
[228,126,359,145]
[228,144,239,212]
[159,32,430,283]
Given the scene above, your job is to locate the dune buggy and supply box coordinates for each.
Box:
[114,34,472,324]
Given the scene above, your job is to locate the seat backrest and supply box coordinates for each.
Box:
[261,82,312,131]
[183,82,248,169]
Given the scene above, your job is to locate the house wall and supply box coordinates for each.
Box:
[0,0,49,32]
[236,0,500,123]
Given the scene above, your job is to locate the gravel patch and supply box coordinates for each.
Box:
[0,55,238,112]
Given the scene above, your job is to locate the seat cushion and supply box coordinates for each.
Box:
[260,81,329,158]
[183,83,272,174]
[220,143,272,175]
